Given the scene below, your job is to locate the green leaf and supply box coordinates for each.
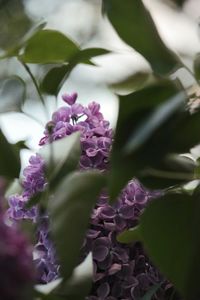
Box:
[39,132,81,190]
[41,64,71,95]
[193,53,200,81]
[0,76,25,113]
[57,253,93,300]
[49,171,106,279]
[41,48,110,95]
[117,226,142,244]
[0,130,21,179]
[140,284,161,300]
[139,193,200,300]
[110,79,200,198]
[4,21,46,58]
[104,0,180,75]
[109,81,184,199]
[21,29,79,64]
[110,72,150,94]
[0,0,32,51]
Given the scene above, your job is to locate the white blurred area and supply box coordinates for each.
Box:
[1,0,200,169]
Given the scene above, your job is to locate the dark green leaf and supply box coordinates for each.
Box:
[21,29,79,64]
[117,226,142,244]
[104,0,181,75]
[0,76,25,113]
[0,0,32,51]
[139,193,200,300]
[4,21,46,58]
[40,132,81,190]
[0,130,21,178]
[193,54,200,81]
[140,283,161,300]
[49,171,106,279]
[41,48,110,95]
[57,253,93,300]
[169,0,187,7]
[110,72,150,93]
[109,81,184,199]
[41,64,71,95]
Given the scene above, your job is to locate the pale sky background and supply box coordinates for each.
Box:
[1,0,200,169]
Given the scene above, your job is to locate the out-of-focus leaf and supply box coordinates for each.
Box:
[49,171,106,279]
[110,72,150,94]
[193,54,200,81]
[39,132,81,189]
[21,29,79,64]
[140,283,161,300]
[0,76,25,113]
[4,21,46,58]
[0,130,21,179]
[20,219,37,244]
[57,253,93,300]
[41,64,71,95]
[138,193,200,300]
[110,79,200,199]
[109,81,183,199]
[169,0,187,7]
[104,0,180,75]
[117,226,142,244]
[0,0,32,51]
[41,48,110,95]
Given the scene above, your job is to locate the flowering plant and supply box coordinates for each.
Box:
[0,1,200,300]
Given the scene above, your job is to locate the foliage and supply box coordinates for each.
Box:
[0,1,200,300]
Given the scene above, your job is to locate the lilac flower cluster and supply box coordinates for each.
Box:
[82,182,165,300]
[8,154,59,283]
[8,93,172,299]
[0,188,34,300]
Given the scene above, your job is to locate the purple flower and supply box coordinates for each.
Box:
[62,92,78,105]
[7,92,174,299]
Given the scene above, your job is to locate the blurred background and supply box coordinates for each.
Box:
[0,0,200,168]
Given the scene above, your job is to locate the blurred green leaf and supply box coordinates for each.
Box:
[109,81,183,199]
[140,283,161,300]
[41,64,72,95]
[169,0,187,7]
[193,54,200,81]
[4,21,46,58]
[0,130,22,179]
[0,76,25,113]
[41,48,110,95]
[57,253,93,300]
[110,72,151,94]
[40,132,81,190]
[104,0,180,75]
[49,171,106,279]
[0,0,32,51]
[109,80,200,198]
[139,193,200,300]
[117,225,142,244]
[21,29,79,64]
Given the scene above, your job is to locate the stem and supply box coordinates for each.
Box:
[19,59,49,121]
